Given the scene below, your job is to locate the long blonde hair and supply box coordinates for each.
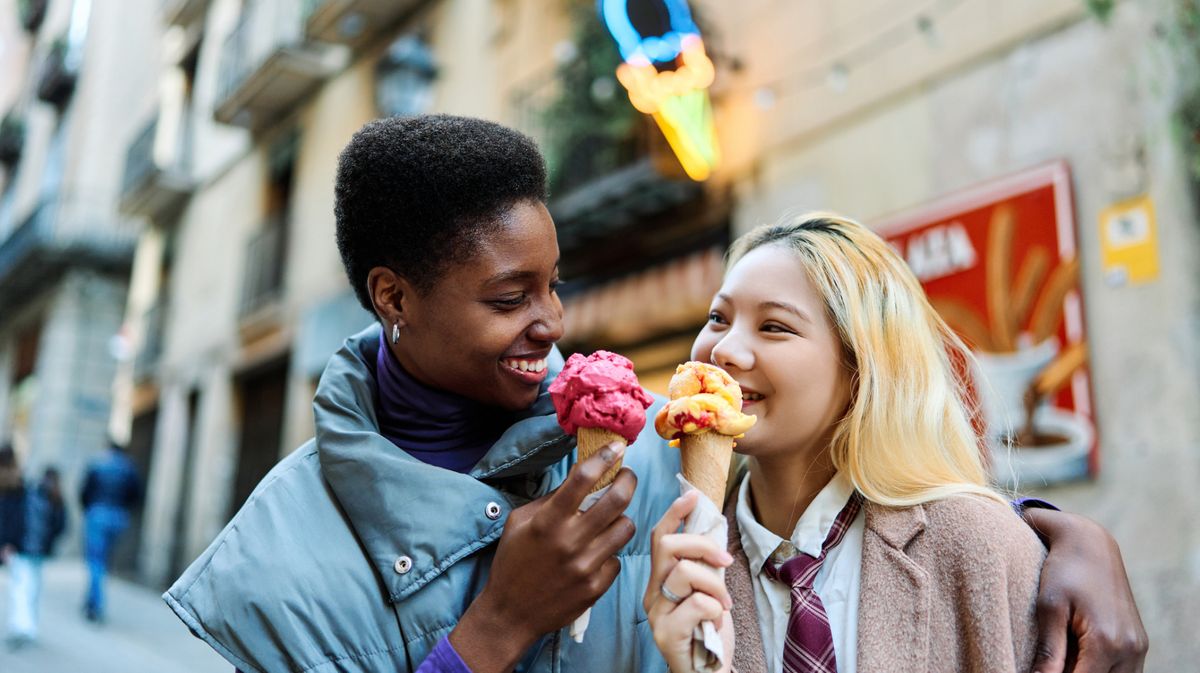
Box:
[727,212,1004,507]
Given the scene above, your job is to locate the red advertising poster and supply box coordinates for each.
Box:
[874,162,1096,486]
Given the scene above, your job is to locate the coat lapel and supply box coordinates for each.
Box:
[724,499,769,673]
[857,503,931,673]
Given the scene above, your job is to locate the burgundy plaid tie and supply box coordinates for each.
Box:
[764,492,864,673]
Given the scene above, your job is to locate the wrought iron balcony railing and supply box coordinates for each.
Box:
[239,215,287,317]
[134,299,166,381]
[119,114,193,221]
[0,198,139,310]
[510,60,699,244]
[215,0,344,130]
[302,0,432,49]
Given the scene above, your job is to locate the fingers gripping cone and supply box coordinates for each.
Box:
[548,351,653,643]
[655,362,756,673]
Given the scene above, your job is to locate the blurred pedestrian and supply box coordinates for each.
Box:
[80,441,143,623]
[6,466,66,648]
[1,445,27,649]
[0,445,24,564]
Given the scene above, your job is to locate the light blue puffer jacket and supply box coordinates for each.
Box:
[164,325,678,673]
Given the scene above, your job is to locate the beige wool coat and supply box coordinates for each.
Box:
[724,493,1046,673]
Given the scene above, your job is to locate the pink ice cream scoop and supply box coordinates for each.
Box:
[549,350,653,445]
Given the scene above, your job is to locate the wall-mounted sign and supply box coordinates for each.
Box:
[875,161,1098,486]
[600,0,719,181]
[1099,194,1159,287]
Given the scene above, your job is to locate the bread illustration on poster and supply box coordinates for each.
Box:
[876,162,1096,486]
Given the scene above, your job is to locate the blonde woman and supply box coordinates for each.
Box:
[643,213,1136,673]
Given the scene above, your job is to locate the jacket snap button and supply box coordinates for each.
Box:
[485,502,502,520]
[393,555,412,575]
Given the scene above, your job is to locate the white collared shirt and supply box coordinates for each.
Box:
[735,471,865,673]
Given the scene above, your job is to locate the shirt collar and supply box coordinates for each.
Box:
[735,470,856,574]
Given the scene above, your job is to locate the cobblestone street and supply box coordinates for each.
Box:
[0,559,228,673]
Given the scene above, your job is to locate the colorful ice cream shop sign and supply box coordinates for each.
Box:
[874,161,1098,486]
[600,0,719,181]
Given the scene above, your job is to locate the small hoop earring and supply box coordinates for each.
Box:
[391,323,400,344]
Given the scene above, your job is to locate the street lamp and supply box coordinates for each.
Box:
[374,35,438,118]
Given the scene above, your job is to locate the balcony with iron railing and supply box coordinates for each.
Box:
[239,215,287,318]
[0,198,139,310]
[134,299,166,382]
[302,0,432,50]
[510,59,700,245]
[215,0,346,131]
[119,113,193,222]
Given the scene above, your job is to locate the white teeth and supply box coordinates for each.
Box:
[504,358,547,373]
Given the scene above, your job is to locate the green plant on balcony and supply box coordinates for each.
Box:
[1084,0,1117,23]
[1172,0,1200,180]
[17,0,48,33]
[539,0,641,195]
[36,37,78,109]
[1086,0,1200,181]
[0,112,25,167]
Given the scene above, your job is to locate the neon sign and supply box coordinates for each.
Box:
[600,0,719,181]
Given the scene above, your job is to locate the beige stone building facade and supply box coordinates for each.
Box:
[0,0,1196,667]
[0,0,162,552]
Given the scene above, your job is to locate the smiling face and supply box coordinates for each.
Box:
[690,244,853,460]
[383,200,564,411]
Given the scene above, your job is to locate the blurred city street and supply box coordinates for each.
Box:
[0,559,227,673]
[0,0,1199,669]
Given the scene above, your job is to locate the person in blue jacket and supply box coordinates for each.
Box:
[164,115,1146,673]
[80,441,143,623]
[0,445,24,564]
[6,466,66,648]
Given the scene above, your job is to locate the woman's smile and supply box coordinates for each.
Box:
[739,386,765,411]
[500,354,551,384]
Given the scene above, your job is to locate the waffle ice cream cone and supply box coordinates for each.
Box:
[655,362,757,507]
[577,427,627,493]
[680,431,735,506]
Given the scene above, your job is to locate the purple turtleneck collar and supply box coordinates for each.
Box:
[373,332,514,473]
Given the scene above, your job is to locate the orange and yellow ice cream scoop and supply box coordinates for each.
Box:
[654,362,756,440]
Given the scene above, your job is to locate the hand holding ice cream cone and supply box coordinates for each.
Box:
[651,361,755,672]
[549,350,653,641]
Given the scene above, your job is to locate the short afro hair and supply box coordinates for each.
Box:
[335,114,548,311]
